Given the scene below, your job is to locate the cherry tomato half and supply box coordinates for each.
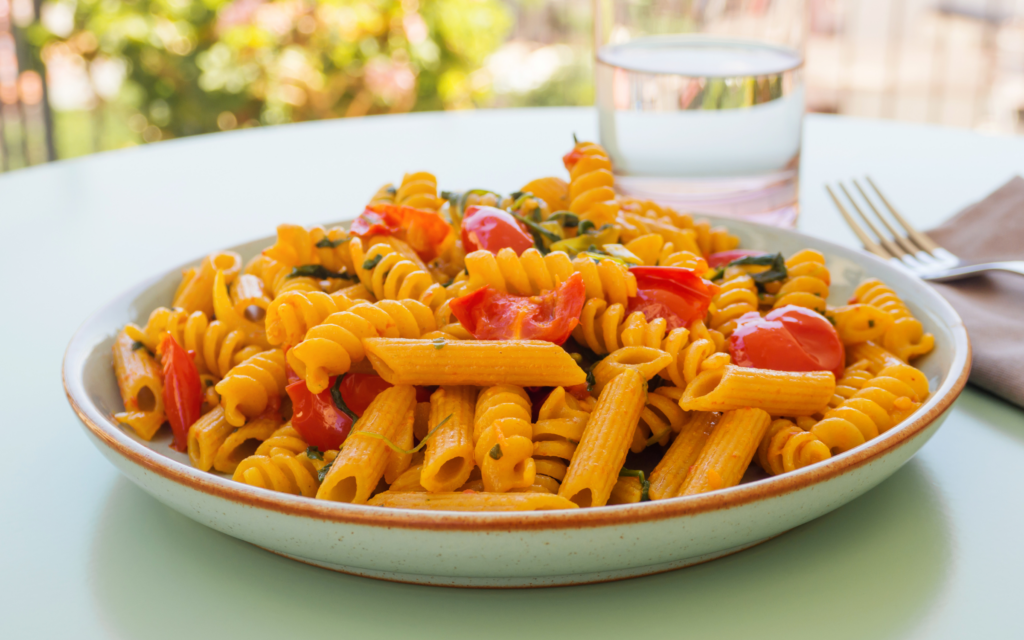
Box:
[562,147,585,171]
[350,204,451,261]
[706,249,767,268]
[449,272,586,344]
[286,372,396,451]
[626,266,719,331]
[461,205,534,256]
[159,334,203,452]
[729,305,845,378]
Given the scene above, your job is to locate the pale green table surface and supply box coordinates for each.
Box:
[2,108,1023,639]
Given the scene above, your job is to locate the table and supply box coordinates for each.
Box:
[2,108,1023,639]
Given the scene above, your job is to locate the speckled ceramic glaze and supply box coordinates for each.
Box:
[63,217,970,587]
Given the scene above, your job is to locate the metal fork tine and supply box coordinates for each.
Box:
[852,179,920,256]
[825,185,890,259]
[837,183,908,259]
[865,176,944,254]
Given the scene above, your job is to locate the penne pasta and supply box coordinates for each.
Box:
[678,365,835,417]
[679,408,772,496]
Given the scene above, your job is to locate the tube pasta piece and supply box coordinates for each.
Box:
[364,338,587,387]
[831,304,893,345]
[317,385,417,504]
[846,341,906,375]
[649,412,720,499]
[757,418,831,476]
[173,251,242,317]
[559,369,647,508]
[591,346,672,394]
[187,406,234,472]
[213,413,282,474]
[367,491,579,511]
[112,330,166,440]
[383,404,416,484]
[215,349,287,427]
[421,386,476,493]
[679,408,772,496]
[678,365,835,417]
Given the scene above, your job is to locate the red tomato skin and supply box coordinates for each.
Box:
[350,206,402,238]
[449,272,586,344]
[460,205,535,256]
[627,266,718,330]
[159,335,203,452]
[729,306,845,377]
[286,378,352,451]
[338,373,393,417]
[350,204,451,261]
[706,249,767,268]
[562,148,584,171]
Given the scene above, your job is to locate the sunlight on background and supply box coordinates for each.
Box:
[0,0,1022,171]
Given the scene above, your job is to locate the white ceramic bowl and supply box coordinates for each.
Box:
[63,217,970,587]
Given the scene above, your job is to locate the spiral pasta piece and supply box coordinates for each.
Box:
[572,302,667,355]
[394,171,443,211]
[567,142,620,228]
[287,298,437,393]
[631,387,689,453]
[532,387,593,493]
[852,279,935,361]
[520,176,570,213]
[829,360,874,408]
[709,268,759,337]
[659,320,732,389]
[773,249,830,313]
[463,248,637,305]
[808,363,927,454]
[215,349,288,427]
[473,385,536,493]
[125,307,263,379]
[265,290,355,347]
[757,418,832,475]
[830,303,893,345]
[234,425,337,498]
[350,237,446,311]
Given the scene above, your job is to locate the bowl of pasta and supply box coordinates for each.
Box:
[63,142,970,587]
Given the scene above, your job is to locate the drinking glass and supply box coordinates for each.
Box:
[595,0,807,226]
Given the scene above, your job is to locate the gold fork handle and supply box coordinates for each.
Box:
[920,260,1024,282]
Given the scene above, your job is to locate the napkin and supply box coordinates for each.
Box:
[926,176,1024,409]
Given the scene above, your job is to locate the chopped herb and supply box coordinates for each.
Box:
[619,468,650,502]
[131,341,147,351]
[572,132,579,144]
[385,186,397,195]
[868,319,875,328]
[315,237,350,249]
[825,314,836,325]
[509,190,526,201]
[362,254,384,270]
[306,446,323,461]
[431,336,447,350]
[707,266,725,281]
[549,211,579,228]
[351,414,453,455]
[204,379,214,387]
[441,276,456,288]
[288,264,354,280]
[586,361,599,393]
[727,252,788,290]
[489,444,503,460]
[577,219,596,235]
[440,190,457,201]
[511,212,560,254]
[317,461,333,483]
[330,376,360,423]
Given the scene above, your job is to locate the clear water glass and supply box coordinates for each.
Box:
[595,0,807,226]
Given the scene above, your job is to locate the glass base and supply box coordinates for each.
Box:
[615,169,799,227]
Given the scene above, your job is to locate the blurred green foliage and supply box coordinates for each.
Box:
[28,0,513,146]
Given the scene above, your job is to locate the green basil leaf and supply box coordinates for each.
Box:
[362,254,384,270]
[288,264,354,280]
[315,237,350,249]
[330,376,359,423]
[489,444,503,460]
[306,446,323,461]
[317,461,333,483]
[619,468,651,502]
[577,219,596,235]
[131,341,147,351]
[548,211,579,228]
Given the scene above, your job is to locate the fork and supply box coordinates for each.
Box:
[825,177,1024,282]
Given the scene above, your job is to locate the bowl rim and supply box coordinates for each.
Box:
[63,217,971,532]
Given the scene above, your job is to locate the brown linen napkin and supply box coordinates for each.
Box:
[926,176,1024,408]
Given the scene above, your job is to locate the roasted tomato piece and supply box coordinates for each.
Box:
[449,272,586,344]
[159,334,203,452]
[626,266,719,331]
[337,373,393,418]
[461,205,534,256]
[350,204,451,261]
[729,305,845,378]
